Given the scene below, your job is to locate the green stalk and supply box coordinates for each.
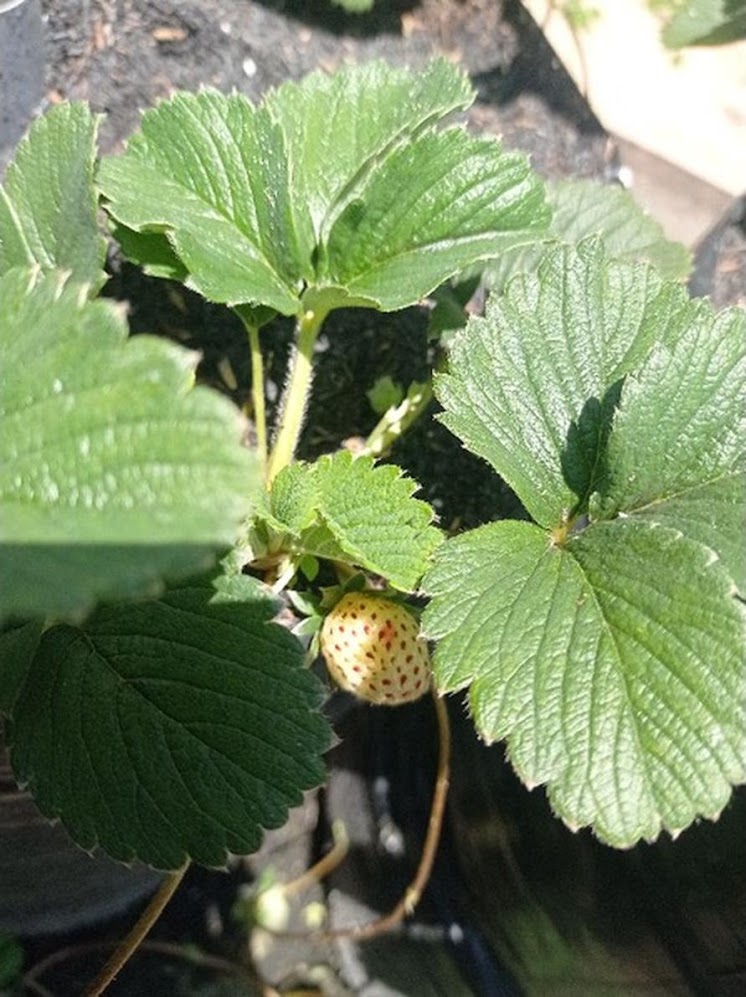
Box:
[361,380,433,458]
[246,322,268,480]
[266,306,327,484]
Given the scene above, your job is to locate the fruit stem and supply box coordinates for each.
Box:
[82,861,190,995]
[265,688,452,942]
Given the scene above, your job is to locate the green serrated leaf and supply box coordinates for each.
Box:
[437,239,693,527]
[98,92,304,313]
[482,178,691,292]
[264,59,474,252]
[547,180,691,279]
[0,103,106,287]
[325,128,549,310]
[603,305,746,592]
[0,268,258,620]
[268,452,442,591]
[662,0,746,47]
[101,61,549,316]
[423,518,746,846]
[9,573,330,869]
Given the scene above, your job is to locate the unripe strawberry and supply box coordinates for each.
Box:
[320,592,431,705]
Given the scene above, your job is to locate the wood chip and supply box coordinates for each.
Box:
[152,25,188,43]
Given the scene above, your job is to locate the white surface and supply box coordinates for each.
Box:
[524,0,746,195]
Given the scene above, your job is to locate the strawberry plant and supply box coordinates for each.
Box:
[1,57,744,988]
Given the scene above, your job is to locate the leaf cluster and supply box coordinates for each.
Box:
[0,58,743,869]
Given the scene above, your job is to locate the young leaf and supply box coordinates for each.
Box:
[9,574,330,869]
[436,239,693,528]
[0,268,258,621]
[422,519,745,847]
[268,452,442,591]
[100,61,549,315]
[602,306,746,592]
[482,178,691,293]
[0,103,106,288]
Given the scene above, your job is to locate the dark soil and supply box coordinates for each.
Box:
[7,1,745,995]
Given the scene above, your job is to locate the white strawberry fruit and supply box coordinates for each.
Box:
[320,592,431,705]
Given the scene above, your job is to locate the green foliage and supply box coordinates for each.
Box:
[437,239,693,526]
[1,56,743,878]
[661,0,746,46]
[0,933,23,987]
[100,60,549,315]
[263,452,442,592]
[423,239,746,846]
[8,573,330,869]
[0,268,258,620]
[331,0,375,11]
[483,178,691,293]
[0,103,105,288]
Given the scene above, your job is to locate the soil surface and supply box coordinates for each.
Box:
[7,1,745,995]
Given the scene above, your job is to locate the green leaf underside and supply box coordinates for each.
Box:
[662,0,746,47]
[9,574,330,869]
[482,178,691,292]
[422,519,746,846]
[604,306,746,592]
[0,268,257,619]
[100,61,549,314]
[111,223,189,282]
[0,103,106,287]
[269,452,441,591]
[437,239,694,527]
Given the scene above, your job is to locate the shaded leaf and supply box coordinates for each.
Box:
[483,178,691,292]
[662,0,746,47]
[10,574,330,869]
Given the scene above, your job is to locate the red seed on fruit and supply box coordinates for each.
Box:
[320,592,432,706]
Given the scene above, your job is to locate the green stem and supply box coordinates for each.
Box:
[246,322,268,480]
[266,306,327,484]
[361,380,433,458]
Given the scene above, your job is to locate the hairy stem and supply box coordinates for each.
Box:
[82,862,190,996]
[245,320,268,480]
[266,306,328,485]
[361,380,433,458]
